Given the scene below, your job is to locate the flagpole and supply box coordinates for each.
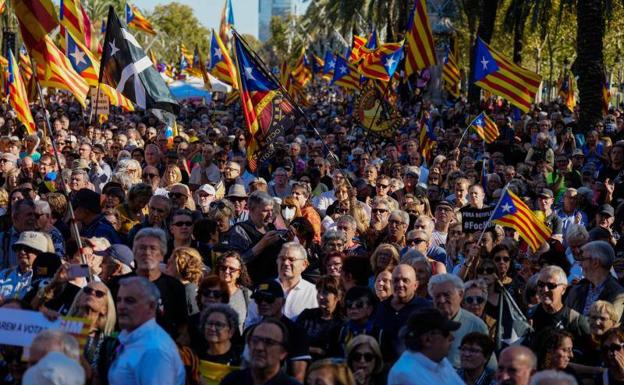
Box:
[89,83,102,126]
[28,55,91,281]
[475,183,510,247]
[231,28,346,173]
[458,113,480,149]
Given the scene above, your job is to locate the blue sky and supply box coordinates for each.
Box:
[133,0,260,38]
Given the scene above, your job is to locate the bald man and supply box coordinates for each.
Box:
[496,345,537,385]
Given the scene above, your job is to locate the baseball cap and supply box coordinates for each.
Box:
[599,203,615,217]
[251,280,284,301]
[197,184,216,196]
[71,189,101,214]
[537,188,554,198]
[12,231,48,253]
[103,244,134,268]
[405,308,461,338]
[405,166,420,178]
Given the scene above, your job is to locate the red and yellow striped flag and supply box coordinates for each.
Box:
[492,188,552,251]
[291,49,312,87]
[101,83,135,112]
[19,50,33,82]
[358,42,404,82]
[209,29,237,88]
[60,0,95,53]
[125,3,156,35]
[404,0,437,76]
[331,55,361,91]
[13,0,59,50]
[30,35,89,107]
[443,51,460,98]
[7,49,36,134]
[349,35,368,63]
[469,112,499,144]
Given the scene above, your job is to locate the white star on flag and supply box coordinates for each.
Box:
[339,65,348,74]
[109,40,120,57]
[70,47,87,66]
[481,57,489,70]
[474,117,483,126]
[213,48,223,60]
[384,56,396,71]
[328,60,335,69]
[244,67,255,80]
[501,203,513,213]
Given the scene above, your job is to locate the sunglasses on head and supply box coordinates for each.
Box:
[464,296,485,305]
[83,286,106,298]
[477,267,496,275]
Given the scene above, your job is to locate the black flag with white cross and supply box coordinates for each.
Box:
[99,6,179,116]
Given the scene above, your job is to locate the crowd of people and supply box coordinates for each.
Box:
[0,82,621,385]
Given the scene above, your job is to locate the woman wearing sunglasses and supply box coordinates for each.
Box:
[598,328,624,385]
[462,280,496,338]
[215,252,252,334]
[331,287,380,357]
[66,282,116,374]
[345,335,386,385]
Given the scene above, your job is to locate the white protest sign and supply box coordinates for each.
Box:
[0,308,85,347]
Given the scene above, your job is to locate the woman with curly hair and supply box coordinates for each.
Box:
[537,330,580,382]
[327,180,369,236]
[369,243,400,277]
[161,164,183,187]
[166,246,206,316]
[215,252,252,333]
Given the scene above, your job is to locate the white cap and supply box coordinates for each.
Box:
[197,184,216,196]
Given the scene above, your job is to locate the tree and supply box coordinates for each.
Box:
[468,0,501,105]
[149,2,210,63]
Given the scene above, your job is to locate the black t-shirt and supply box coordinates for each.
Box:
[220,368,302,385]
[295,308,342,359]
[199,344,242,366]
[243,316,311,363]
[108,272,189,338]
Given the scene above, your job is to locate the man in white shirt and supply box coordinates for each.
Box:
[276,242,318,320]
[388,307,465,385]
[108,276,185,385]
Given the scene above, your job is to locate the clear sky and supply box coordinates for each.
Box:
[133,0,260,38]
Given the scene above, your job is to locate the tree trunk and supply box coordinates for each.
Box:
[468,0,499,106]
[576,0,605,131]
[512,1,530,65]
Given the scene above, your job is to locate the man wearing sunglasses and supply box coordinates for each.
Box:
[388,307,464,385]
[244,280,311,383]
[0,231,47,300]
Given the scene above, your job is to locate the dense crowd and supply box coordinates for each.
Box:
[0,83,622,385]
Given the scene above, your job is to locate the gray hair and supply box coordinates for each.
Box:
[428,273,465,297]
[119,276,161,306]
[200,304,240,332]
[565,223,589,245]
[34,200,51,215]
[464,279,488,297]
[248,191,274,209]
[322,229,347,244]
[581,240,615,268]
[389,210,410,225]
[401,252,431,276]
[280,241,308,260]
[530,370,577,385]
[70,169,88,178]
[539,265,568,286]
[414,215,435,233]
[31,330,80,361]
[336,215,356,229]
[133,227,168,257]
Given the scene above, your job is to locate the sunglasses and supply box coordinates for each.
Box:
[604,343,624,353]
[83,286,106,298]
[372,208,388,214]
[494,256,511,263]
[143,173,158,179]
[202,289,223,298]
[377,184,389,189]
[537,281,561,290]
[218,266,241,274]
[477,267,496,275]
[254,294,277,304]
[351,352,375,362]
[464,296,486,305]
[15,245,39,254]
[346,300,369,309]
[173,221,193,227]
[407,238,426,246]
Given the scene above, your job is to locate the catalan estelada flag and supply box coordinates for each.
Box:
[60,0,95,53]
[331,55,361,91]
[358,42,403,82]
[322,52,335,80]
[492,188,552,251]
[219,0,235,49]
[469,112,500,143]
[291,50,312,87]
[473,37,541,113]
[18,47,33,82]
[312,55,324,74]
[404,0,436,76]
[348,35,367,63]
[209,29,237,88]
[233,32,297,171]
[100,83,135,112]
[419,111,436,162]
[13,0,59,51]
[443,51,460,98]
[125,3,156,35]
[557,70,575,112]
[7,49,35,134]
[603,71,611,115]
[30,35,89,107]
[366,29,378,50]
[64,29,99,86]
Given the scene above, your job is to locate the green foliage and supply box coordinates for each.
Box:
[149,2,210,64]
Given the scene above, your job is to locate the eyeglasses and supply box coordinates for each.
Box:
[464,296,486,305]
[202,289,223,298]
[345,299,369,309]
[460,346,484,355]
[407,238,427,246]
[143,173,158,179]
[219,265,241,274]
[249,335,283,347]
[494,256,511,263]
[351,352,375,362]
[83,286,106,298]
[205,321,229,330]
[172,221,193,227]
[477,267,496,275]
[537,281,562,290]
